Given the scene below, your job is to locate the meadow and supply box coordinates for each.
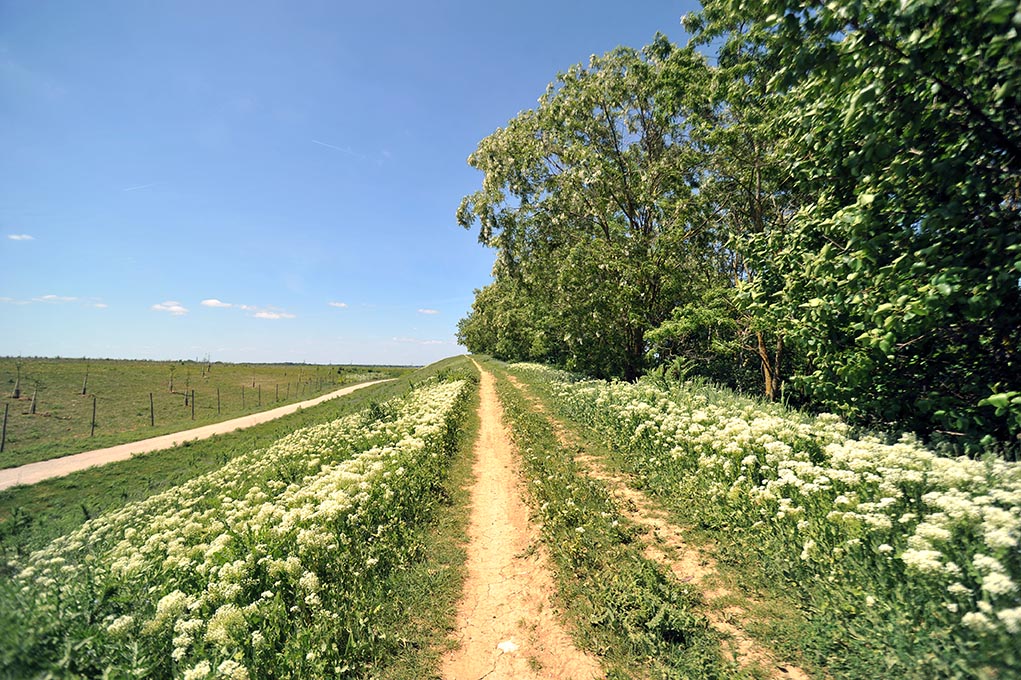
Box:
[0,357,410,469]
[0,357,476,678]
[3,354,1018,678]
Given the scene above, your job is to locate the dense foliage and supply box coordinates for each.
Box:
[458,0,1021,451]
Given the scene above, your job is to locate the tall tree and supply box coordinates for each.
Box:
[687,0,1021,446]
[457,36,713,379]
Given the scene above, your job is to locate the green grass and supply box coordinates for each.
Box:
[0,358,455,561]
[0,357,411,469]
[372,360,480,680]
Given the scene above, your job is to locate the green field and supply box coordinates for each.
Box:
[0,357,412,469]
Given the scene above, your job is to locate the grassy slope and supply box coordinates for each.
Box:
[0,357,410,469]
[0,358,445,560]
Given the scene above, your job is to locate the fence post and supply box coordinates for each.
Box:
[1,403,8,453]
[150,392,154,426]
[90,396,97,436]
[217,387,220,415]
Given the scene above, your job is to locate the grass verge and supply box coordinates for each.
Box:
[371,360,479,679]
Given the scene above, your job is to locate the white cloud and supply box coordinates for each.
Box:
[328,301,348,308]
[254,310,296,320]
[199,298,295,319]
[36,294,77,303]
[93,302,108,309]
[417,308,439,315]
[152,301,188,316]
[7,234,34,241]
[393,337,446,345]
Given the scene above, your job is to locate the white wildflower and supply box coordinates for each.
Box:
[997,607,1021,634]
[217,660,249,680]
[961,611,995,633]
[106,614,134,636]
[183,660,211,680]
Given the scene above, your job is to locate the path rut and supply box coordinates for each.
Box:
[441,365,603,680]
[505,374,809,680]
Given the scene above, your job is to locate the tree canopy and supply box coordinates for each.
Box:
[458,0,1021,453]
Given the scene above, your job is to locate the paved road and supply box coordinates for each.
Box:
[0,379,393,492]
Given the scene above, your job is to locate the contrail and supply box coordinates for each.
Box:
[311,139,358,156]
[122,182,160,192]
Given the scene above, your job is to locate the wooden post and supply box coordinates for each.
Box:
[191,390,195,420]
[275,384,279,402]
[11,363,21,399]
[1,403,8,453]
[150,392,154,426]
[81,366,89,396]
[90,396,97,436]
[30,384,37,415]
[217,387,220,415]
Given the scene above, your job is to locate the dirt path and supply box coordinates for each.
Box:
[441,366,603,680]
[504,375,809,680]
[0,379,393,492]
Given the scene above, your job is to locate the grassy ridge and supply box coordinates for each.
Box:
[0,356,478,678]
[0,357,411,469]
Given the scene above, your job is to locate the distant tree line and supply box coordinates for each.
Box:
[456,0,1020,452]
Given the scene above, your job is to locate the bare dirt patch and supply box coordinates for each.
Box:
[504,374,808,680]
[441,367,603,680]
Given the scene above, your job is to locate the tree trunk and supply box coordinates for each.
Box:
[624,327,645,382]
[756,330,784,400]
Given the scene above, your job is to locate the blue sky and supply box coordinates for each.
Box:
[1,0,698,365]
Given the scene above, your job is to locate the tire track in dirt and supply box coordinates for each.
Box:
[505,374,809,680]
[441,365,603,680]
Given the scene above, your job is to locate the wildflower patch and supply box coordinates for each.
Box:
[0,377,471,678]
[510,362,1021,678]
